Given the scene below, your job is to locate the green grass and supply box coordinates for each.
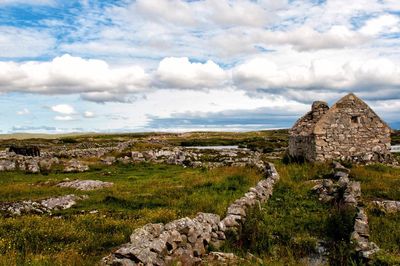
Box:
[350,163,400,201]
[0,163,262,265]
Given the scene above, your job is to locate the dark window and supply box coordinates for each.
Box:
[351,116,360,123]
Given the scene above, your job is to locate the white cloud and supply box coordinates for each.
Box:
[16,108,30,115]
[232,51,400,98]
[0,26,55,58]
[135,0,196,26]
[156,57,228,89]
[83,111,95,118]
[54,115,74,121]
[360,14,400,36]
[0,54,150,99]
[51,104,75,115]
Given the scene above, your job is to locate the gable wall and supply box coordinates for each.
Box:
[313,96,391,162]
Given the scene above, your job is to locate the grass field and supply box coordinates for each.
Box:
[1,130,400,265]
[0,163,262,265]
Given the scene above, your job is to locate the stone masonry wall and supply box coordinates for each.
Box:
[288,135,316,161]
[313,95,391,162]
[288,101,329,161]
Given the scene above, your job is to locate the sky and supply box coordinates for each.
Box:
[0,0,400,133]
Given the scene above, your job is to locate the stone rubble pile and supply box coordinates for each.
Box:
[101,162,280,266]
[0,194,87,216]
[371,200,400,214]
[57,180,113,191]
[311,162,361,207]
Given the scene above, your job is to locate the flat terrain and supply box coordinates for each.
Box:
[0,130,399,265]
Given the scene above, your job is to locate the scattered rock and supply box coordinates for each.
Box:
[57,180,113,191]
[0,160,16,171]
[201,252,243,265]
[101,156,116,165]
[63,159,89,173]
[371,200,400,214]
[41,194,88,210]
[0,194,87,216]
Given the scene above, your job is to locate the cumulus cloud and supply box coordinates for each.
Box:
[0,54,150,100]
[232,53,400,100]
[156,57,228,89]
[51,104,75,115]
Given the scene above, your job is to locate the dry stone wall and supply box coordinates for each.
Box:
[0,146,264,174]
[312,162,379,261]
[101,162,280,266]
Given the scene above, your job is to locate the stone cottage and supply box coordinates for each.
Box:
[288,93,391,162]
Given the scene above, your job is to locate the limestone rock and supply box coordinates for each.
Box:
[0,194,87,216]
[57,180,113,191]
[63,159,89,173]
[371,200,400,213]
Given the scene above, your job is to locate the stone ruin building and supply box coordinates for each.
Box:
[288,93,391,162]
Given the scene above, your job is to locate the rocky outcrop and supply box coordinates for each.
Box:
[57,180,113,191]
[0,194,87,216]
[101,162,280,266]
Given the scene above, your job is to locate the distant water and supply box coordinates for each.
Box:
[184,145,241,150]
[391,145,400,153]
